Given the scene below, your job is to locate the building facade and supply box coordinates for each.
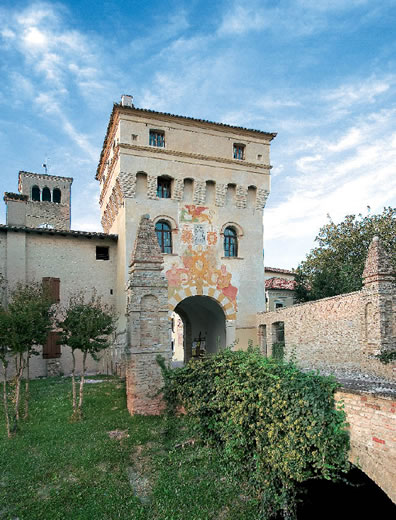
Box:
[1,96,276,390]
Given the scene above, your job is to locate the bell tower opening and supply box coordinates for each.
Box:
[172,296,226,365]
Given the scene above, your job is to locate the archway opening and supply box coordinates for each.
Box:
[172,296,226,365]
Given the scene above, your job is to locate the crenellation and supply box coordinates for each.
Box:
[193,179,206,205]
[215,183,227,207]
[173,178,184,201]
[235,185,248,209]
[256,188,270,210]
[147,175,158,199]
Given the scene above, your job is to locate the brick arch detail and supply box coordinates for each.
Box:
[168,287,236,322]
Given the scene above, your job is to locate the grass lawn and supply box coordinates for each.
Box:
[0,376,258,520]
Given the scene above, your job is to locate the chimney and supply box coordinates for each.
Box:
[121,94,134,108]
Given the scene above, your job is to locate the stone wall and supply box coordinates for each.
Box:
[257,237,396,381]
[335,389,396,503]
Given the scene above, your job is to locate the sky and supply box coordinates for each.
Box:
[0,0,395,269]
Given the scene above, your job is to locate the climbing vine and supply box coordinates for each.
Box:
[158,348,350,519]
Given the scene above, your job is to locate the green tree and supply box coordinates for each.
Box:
[295,207,396,301]
[58,293,116,421]
[0,282,53,435]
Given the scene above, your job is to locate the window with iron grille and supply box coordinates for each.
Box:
[233,143,245,160]
[149,130,165,147]
[155,220,172,254]
[224,226,238,257]
[157,177,171,198]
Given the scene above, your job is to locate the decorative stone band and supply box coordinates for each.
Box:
[167,286,237,321]
[100,171,270,212]
[118,142,272,171]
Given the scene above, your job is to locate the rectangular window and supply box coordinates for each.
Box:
[43,331,61,359]
[96,246,109,260]
[42,277,60,303]
[149,130,165,147]
[233,143,245,160]
[157,177,171,198]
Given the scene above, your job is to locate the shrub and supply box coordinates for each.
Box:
[158,348,349,519]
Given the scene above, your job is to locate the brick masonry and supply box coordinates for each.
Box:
[257,237,396,381]
[125,215,171,415]
[335,389,396,504]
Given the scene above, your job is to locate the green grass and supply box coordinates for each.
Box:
[0,376,259,520]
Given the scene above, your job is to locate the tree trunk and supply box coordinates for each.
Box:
[2,360,11,438]
[78,351,87,417]
[71,350,77,416]
[14,352,25,431]
[24,351,30,420]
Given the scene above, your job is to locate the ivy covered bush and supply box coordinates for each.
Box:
[158,348,350,519]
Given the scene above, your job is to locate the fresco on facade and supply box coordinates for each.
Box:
[166,206,238,309]
[180,204,213,224]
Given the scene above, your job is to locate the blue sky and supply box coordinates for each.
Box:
[0,0,395,269]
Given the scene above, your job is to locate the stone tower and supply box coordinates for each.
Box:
[4,171,73,230]
[96,96,276,412]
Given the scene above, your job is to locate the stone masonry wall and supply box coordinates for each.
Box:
[335,389,396,504]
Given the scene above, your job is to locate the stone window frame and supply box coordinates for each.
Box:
[157,176,172,198]
[233,142,245,160]
[149,129,165,148]
[155,220,173,254]
[220,222,244,259]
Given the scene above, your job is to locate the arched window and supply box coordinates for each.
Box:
[224,227,238,257]
[42,187,51,202]
[155,220,172,254]
[32,185,40,201]
[53,188,61,203]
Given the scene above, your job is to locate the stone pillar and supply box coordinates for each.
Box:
[362,236,396,357]
[125,214,171,415]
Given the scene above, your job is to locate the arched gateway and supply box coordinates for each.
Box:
[173,295,226,363]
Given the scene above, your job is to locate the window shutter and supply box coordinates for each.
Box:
[42,277,60,303]
[43,331,61,359]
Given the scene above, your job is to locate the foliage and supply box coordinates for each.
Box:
[0,376,260,520]
[272,342,285,361]
[0,282,53,435]
[58,293,116,420]
[295,207,396,301]
[158,348,350,519]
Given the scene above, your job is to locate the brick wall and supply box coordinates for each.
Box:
[257,237,396,381]
[336,389,396,503]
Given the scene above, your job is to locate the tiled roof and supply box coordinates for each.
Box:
[265,266,294,275]
[265,277,296,291]
[0,224,118,240]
